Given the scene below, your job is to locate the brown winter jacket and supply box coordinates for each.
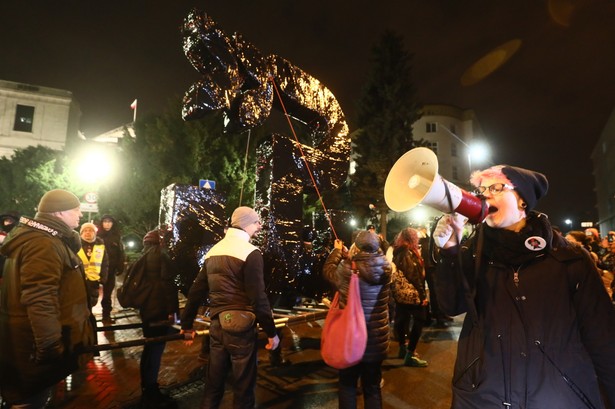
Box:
[0,214,95,402]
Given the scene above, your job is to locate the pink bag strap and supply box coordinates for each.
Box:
[351,260,359,275]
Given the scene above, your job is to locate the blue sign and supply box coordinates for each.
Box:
[199,179,216,190]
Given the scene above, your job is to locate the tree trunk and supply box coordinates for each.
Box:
[380,209,388,241]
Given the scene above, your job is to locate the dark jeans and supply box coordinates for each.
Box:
[7,386,52,409]
[140,324,173,388]
[101,270,117,316]
[394,303,427,354]
[201,318,258,409]
[338,361,383,409]
[86,280,100,308]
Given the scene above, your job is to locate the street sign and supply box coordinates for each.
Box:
[80,203,99,213]
[84,192,98,204]
[199,179,216,190]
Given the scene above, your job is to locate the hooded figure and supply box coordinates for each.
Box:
[322,231,392,408]
[97,214,125,322]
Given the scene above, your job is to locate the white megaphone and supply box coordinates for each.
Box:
[384,147,488,246]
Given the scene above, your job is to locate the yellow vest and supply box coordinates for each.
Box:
[78,244,105,281]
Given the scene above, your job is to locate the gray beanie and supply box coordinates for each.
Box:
[231,206,260,230]
[38,189,81,213]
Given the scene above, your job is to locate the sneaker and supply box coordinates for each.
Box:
[404,353,428,367]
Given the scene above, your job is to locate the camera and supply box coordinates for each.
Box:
[608,233,615,243]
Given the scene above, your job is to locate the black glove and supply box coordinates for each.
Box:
[33,340,65,365]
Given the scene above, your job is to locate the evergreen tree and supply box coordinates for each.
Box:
[0,146,83,216]
[351,30,422,240]
[100,97,264,236]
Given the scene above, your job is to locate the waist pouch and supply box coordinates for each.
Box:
[219,310,256,334]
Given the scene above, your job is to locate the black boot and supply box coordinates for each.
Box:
[141,385,177,409]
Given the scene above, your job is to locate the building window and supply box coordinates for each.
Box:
[426,122,437,133]
[14,105,35,132]
[427,142,438,156]
[451,143,458,157]
[452,166,459,180]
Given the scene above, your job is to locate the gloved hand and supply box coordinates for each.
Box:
[433,213,467,249]
[33,339,65,365]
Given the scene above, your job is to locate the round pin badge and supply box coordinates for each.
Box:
[525,236,546,251]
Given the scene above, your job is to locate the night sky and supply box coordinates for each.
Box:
[3,0,615,228]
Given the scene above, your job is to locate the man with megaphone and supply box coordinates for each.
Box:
[430,164,615,408]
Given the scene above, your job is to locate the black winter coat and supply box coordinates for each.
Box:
[323,248,392,363]
[435,213,615,409]
[138,244,179,324]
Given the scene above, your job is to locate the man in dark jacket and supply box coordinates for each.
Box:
[433,165,615,408]
[180,206,279,409]
[0,189,95,408]
[97,214,125,323]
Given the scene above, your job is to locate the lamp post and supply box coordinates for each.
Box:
[437,122,490,173]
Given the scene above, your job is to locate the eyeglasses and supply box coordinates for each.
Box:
[475,183,514,195]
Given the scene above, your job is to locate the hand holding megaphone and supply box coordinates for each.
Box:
[433,213,468,249]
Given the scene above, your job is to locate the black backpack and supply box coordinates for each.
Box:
[116,250,152,309]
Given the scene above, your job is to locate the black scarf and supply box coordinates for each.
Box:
[481,211,553,267]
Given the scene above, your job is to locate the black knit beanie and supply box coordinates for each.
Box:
[501,166,549,212]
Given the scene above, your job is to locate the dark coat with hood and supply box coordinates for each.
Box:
[97,215,125,274]
[323,246,392,363]
[138,242,179,324]
[435,212,615,409]
[0,214,95,402]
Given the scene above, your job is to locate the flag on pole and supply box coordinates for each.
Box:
[130,99,137,122]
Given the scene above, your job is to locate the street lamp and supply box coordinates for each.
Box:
[437,122,491,172]
[73,145,118,185]
[564,219,572,230]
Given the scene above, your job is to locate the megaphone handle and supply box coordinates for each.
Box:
[433,229,453,249]
[435,177,460,248]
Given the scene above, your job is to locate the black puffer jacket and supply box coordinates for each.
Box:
[181,228,276,338]
[323,248,391,362]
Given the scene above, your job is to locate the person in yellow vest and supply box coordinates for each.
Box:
[78,222,109,309]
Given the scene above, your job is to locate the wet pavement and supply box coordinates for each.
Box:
[4,291,463,409]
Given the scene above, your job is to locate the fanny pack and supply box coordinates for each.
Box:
[218,310,256,334]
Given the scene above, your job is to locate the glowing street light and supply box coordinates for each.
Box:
[73,147,118,185]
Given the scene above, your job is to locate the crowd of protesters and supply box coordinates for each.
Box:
[1,181,615,409]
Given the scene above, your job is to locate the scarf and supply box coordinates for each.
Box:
[29,213,82,253]
[481,211,553,267]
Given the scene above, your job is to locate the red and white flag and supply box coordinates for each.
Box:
[130,99,137,122]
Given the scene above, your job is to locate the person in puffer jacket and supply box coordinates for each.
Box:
[323,230,392,409]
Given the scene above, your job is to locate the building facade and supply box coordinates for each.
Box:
[413,104,486,190]
[383,103,486,228]
[0,79,81,158]
[591,107,615,235]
